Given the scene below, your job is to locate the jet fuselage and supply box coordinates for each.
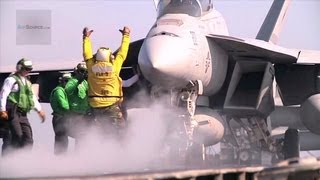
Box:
[138,2,229,96]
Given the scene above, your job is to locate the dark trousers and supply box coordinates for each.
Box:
[0,120,11,156]
[9,110,33,150]
[52,114,68,155]
[92,103,126,138]
[52,112,93,154]
[2,102,33,151]
[2,101,33,154]
[10,114,33,150]
[120,102,128,121]
[68,112,95,150]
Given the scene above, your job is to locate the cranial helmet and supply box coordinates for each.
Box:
[75,62,87,74]
[59,72,72,83]
[95,47,115,62]
[61,72,72,80]
[16,58,33,71]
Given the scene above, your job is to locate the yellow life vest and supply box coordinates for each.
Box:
[87,60,123,107]
[83,34,130,107]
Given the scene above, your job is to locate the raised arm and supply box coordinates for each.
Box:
[82,27,94,61]
[115,26,131,63]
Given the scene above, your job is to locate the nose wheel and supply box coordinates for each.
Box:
[150,80,206,167]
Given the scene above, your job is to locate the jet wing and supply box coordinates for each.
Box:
[207,34,320,64]
[118,39,144,80]
[294,49,320,64]
[121,39,145,68]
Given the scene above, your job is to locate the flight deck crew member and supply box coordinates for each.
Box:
[50,73,71,155]
[82,26,130,137]
[64,63,90,143]
[0,58,46,152]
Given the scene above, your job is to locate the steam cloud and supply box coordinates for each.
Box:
[0,101,177,178]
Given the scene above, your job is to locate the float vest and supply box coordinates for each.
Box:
[87,60,123,107]
[83,34,130,107]
[8,74,34,112]
[50,86,70,115]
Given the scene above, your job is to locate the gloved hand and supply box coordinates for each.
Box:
[0,111,8,121]
[37,110,46,123]
[83,27,93,38]
[119,26,130,35]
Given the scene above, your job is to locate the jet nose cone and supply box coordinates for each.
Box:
[138,36,193,88]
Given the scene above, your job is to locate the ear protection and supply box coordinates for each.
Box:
[16,64,22,71]
[58,73,72,84]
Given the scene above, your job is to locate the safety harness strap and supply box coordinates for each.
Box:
[88,95,122,98]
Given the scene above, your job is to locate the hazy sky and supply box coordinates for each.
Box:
[215,0,320,50]
[0,0,156,71]
[0,0,320,176]
[0,0,319,72]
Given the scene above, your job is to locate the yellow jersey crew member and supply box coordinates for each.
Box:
[0,59,45,153]
[82,26,130,137]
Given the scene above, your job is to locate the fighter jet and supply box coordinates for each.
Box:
[0,0,319,165]
[119,0,320,165]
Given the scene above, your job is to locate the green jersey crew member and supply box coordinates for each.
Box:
[64,63,90,141]
[0,59,46,152]
[50,73,71,155]
[82,26,130,137]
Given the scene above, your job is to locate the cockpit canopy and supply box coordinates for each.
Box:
[157,0,203,17]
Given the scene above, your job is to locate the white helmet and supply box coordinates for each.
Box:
[96,47,114,62]
[58,72,71,84]
[16,58,33,71]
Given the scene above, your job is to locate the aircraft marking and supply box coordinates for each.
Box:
[190,31,198,45]
[205,52,211,73]
[156,19,183,26]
